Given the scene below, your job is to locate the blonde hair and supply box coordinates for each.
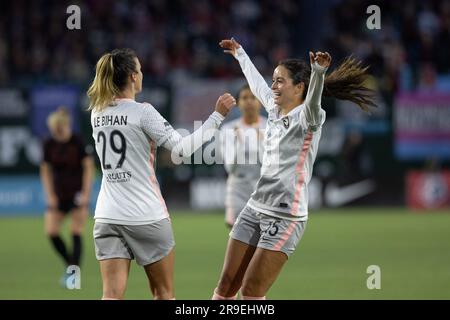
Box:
[47,107,71,130]
[87,53,119,112]
[87,48,138,112]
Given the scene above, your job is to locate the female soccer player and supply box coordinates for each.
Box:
[40,107,94,284]
[87,48,235,300]
[212,38,375,300]
[220,85,266,228]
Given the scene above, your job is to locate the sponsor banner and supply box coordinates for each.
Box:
[190,178,227,210]
[0,126,42,169]
[30,85,80,138]
[406,170,450,210]
[189,177,324,210]
[0,176,101,215]
[0,89,28,118]
[395,92,450,160]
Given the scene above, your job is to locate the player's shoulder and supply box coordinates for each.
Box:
[139,101,161,115]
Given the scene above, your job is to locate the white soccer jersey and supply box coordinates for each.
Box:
[91,98,224,225]
[234,47,327,222]
[220,116,266,223]
[220,116,266,179]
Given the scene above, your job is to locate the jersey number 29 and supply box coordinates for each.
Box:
[97,130,127,169]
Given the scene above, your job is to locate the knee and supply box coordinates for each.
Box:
[217,273,239,297]
[47,230,60,238]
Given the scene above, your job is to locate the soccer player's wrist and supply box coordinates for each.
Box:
[235,46,246,59]
[311,61,328,73]
[211,111,225,122]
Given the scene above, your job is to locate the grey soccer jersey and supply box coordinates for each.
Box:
[91,98,224,225]
[234,47,327,222]
[220,116,266,224]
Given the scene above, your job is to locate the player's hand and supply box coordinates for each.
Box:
[76,192,90,208]
[215,93,236,117]
[219,38,241,56]
[309,51,332,68]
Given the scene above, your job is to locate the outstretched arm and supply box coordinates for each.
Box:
[220,38,275,112]
[304,51,331,126]
[141,93,236,158]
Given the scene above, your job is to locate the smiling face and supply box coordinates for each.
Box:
[271,65,305,110]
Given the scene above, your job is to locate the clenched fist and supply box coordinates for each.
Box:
[219,38,241,57]
[215,93,236,117]
[309,51,332,68]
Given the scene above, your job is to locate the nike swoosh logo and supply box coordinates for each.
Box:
[325,180,376,207]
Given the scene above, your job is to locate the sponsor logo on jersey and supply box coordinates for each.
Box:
[282,117,289,129]
[106,171,132,183]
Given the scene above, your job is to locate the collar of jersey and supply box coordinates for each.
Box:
[114,98,135,103]
[276,103,304,119]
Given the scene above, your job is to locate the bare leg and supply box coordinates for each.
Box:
[214,238,257,298]
[70,206,88,235]
[240,248,288,298]
[99,258,131,300]
[143,249,175,300]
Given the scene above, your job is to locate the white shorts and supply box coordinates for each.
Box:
[230,206,307,257]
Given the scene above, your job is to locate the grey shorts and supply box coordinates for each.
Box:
[93,218,175,266]
[230,206,307,257]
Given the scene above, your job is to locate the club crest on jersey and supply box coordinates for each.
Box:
[282,117,290,129]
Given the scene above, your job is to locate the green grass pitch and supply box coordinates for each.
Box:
[0,208,449,299]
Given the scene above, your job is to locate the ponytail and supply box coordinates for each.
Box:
[87,48,137,112]
[323,57,376,112]
[279,56,376,113]
[87,53,119,112]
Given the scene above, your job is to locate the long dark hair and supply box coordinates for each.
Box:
[279,56,376,112]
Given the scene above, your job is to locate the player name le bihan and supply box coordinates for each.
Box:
[93,115,128,128]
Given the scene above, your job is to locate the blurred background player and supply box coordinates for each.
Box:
[212,38,375,300]
[40,107,94,286]
[220,85,266,228]
[87,48,235,300]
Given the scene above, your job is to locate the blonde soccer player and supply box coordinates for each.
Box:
[40,107,94,286]
[212,38,376,300]
[220,85,266,228]
[87,48,235,300]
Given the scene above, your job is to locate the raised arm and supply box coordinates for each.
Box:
[220,38,275,112]
[304,51,331,126]
[141,94,235,159]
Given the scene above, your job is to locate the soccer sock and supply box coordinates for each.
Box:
[242,295,266,300]
[72,234,82,266]
[49,235,71,266]
[212,288,237,300]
